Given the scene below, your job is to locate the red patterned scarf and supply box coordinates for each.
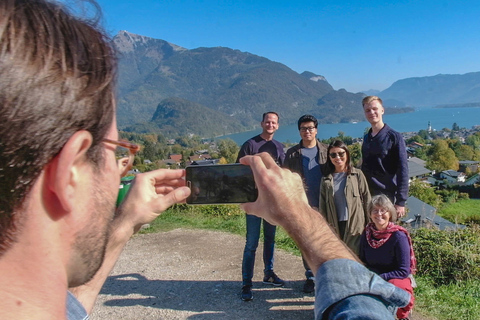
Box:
[365,222,417,274]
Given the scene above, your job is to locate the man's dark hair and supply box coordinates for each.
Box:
[297,114,318,130]
[0,0,116,255]
[262,111,280,122]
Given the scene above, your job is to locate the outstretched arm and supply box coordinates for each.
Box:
[70,169,190,313]
[239,153,358,274]
[240,153,410,319]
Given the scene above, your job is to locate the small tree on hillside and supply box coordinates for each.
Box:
[217,138,240,163]
[409,179,443,208]
[426,139,459,172]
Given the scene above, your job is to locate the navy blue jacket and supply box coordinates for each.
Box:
[361,124,408,206]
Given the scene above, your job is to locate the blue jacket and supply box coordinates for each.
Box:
[361,124,409,206]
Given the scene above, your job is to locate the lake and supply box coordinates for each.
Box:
[220,107,480,145]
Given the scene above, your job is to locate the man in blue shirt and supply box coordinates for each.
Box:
[284,115,327,293]
[236,112,285,301]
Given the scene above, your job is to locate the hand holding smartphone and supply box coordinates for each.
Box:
[186,164,258,204]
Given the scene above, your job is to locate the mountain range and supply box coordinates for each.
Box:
[379,72,480,107]
[113,31,479,137]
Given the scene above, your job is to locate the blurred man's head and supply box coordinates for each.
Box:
[0,0,116,262]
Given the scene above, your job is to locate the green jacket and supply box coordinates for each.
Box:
[283,139,328,175]
[320,167,371,255]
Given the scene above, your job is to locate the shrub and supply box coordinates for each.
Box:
[411,226,480,286]
[195,204,244,217]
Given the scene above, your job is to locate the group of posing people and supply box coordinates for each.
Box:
[237,96,415,319]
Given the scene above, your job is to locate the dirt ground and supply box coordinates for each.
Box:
[91,228,434,320]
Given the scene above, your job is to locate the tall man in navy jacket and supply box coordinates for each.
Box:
[361,96,408,218]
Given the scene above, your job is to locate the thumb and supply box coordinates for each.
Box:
[240,202,253,214]
[152,187,191,213]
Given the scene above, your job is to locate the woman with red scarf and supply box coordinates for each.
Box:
[359,194,417,320]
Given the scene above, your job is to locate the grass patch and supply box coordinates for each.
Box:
[437,199,480,225]
[415,277,480,320]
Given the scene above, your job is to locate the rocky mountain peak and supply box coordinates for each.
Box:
[113,30,186,53]
[300,71,327,83]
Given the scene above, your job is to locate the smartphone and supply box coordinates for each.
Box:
[186,163,258,204]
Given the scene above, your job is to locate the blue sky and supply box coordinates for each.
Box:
[93,0,480,93]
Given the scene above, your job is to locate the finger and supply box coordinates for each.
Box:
[153,178,187,188]
[141,168,186,183]
[239,154,268,182]
[154,186,175,194]
[255,152,278,169]
[151,187,191,213]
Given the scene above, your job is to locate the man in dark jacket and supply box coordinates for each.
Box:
[361,96,409,218]
[284,114,328,293]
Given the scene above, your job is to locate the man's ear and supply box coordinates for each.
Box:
[43,130,94,216]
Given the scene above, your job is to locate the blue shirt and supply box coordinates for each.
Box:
[236,134,285,165]
[302,146,321,207]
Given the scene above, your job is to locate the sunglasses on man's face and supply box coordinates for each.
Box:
[329,151,346,158]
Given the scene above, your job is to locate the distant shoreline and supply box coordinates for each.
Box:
[434,103,480,108]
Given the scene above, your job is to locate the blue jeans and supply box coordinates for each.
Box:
[242,214,276,286]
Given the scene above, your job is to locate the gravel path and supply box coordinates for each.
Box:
[91,228,433,320]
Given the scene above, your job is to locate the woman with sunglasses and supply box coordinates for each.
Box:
[359,195,416,320]
[319,140,371,255]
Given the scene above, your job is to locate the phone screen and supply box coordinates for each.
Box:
[186,164,258,204]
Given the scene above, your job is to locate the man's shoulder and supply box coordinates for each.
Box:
[240,135,261,148]
[271,138,285,147]
[243,135,261,144]
[383,124,403,139]
[286,142,302,155]
[316,140,328,151]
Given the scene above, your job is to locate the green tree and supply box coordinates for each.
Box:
[414,147,428,161]
[217,138,240,163]
[406,135,426,145]
[418,129,431,140]
[171,144,183,154]
[446,138,462,154]
[142,140,157,161]
[348,143,362,167]
[455,145,475,161]
[426,139,459,172]
[452,122,460,131]
[409,179,442,208]
[466,132,480,150]
[218,157,228,164]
